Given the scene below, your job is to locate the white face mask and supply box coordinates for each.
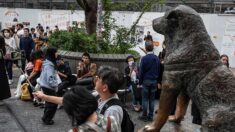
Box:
[128,61,134,66]
[4,32,10,38]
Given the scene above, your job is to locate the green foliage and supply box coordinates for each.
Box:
[49,29,98,53]
[50,0,164,55]
[48,27,138,55]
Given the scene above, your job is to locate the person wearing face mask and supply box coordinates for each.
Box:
[220,54,229,68]
[125,55,142,112]
[2,29,17,85]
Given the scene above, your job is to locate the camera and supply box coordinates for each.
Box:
[11,50,26,61]
[131,62,136,69]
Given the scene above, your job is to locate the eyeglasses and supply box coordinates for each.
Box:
[94,75,100,82]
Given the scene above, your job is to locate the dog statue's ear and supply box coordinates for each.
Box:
[166,10,180,29]
[166,10,179,21]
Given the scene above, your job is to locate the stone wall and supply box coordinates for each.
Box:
[58,50,139,74]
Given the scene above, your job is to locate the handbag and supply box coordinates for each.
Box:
[11,51,23,61]
[3,53,12,60]
[21,83,32,101]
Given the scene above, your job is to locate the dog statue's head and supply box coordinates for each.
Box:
[153,5,200,35]
[153,5,219,64]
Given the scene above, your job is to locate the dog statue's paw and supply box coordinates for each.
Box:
[143,124,158,132]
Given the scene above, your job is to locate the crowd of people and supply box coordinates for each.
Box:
[0,23,232,131]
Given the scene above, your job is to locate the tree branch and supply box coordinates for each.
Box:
[127,0,160,36]
[82,0,90,9]
[76,0,86,10]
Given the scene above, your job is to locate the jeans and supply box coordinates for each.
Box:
[141,80,157,118]
[5,60,13,80]
[130,81,142,105]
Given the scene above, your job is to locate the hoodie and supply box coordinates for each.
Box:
[39,59,60,91]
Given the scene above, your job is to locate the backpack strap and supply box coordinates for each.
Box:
[100,98,123,115]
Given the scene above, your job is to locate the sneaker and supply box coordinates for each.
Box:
[15,94,21,98]
[138,116,148,122]
[8,80,13,85]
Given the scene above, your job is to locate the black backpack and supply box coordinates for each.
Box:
[100,98,134,132]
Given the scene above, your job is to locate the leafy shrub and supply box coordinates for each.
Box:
[49,29,98,53]
[48,27,139,56]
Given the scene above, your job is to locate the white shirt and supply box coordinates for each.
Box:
[17,29,24,37]
[130,68,137,82]
[4,37,17,54]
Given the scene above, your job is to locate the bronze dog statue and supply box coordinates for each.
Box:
[144,5,235,132]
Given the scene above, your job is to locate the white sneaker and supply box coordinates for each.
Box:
[8,80,13,85]
[15,94,21,98]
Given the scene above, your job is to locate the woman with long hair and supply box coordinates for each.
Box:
[220,54,229,68]
[2,28,17,84]
[39,46,61,125]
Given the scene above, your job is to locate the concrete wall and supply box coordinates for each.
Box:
[58,50,138,74]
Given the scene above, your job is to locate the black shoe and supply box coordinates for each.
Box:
[33,101,38,107]
[41,118,54,125]
[40,104,45,109]
[148,117,153,122]
[138,116,148,122]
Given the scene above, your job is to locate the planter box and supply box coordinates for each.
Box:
[58,50,140,74]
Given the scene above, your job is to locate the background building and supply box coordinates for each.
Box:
[0,0,235,13]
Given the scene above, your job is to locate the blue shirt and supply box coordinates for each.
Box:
[139,52,160,85]
[19,37,35,54]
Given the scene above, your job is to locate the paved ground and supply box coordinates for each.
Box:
[4,67,235,132]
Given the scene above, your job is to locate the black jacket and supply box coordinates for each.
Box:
[0,50,11,100]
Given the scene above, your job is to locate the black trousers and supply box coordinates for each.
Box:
[41,87,58,121]
[21,53,30,71]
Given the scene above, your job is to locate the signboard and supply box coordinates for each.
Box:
[221,19,235,67]
[3,9,19,28]
[40,12,70,30]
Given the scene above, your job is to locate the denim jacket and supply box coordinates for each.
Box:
[39,59,60,91]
